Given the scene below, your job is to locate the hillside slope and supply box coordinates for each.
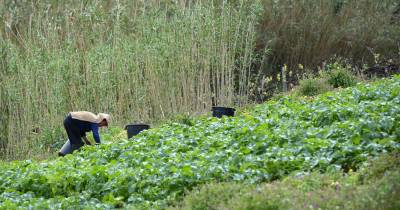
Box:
[0,75,399,209]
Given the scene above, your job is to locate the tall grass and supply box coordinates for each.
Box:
[252,0,400,101]
[0,0,263,159]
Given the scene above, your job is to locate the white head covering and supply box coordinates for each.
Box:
[98,113,110,126]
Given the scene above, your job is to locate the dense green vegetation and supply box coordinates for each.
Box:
[1,0,399,160]
[0,75,399,209]
[176,152,400,210]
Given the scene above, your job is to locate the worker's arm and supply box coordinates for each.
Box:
[91,123,101,144]
[82,136,92,145]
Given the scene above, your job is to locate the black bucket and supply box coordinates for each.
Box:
[212,106,235,118]
[125,124,150,139]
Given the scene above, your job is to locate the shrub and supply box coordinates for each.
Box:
[174,153,400,210]
[325,63,357,88]
[297,77,332,96]
[358,152,400,184]
[176,183,255,210]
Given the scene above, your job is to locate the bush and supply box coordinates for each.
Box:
[297,77,332,96]
[175,183,255,210]
[325,63,357,88]
[173,153,400,210]
[358,152,400,184]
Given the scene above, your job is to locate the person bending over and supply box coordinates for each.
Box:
[60,111,109,156]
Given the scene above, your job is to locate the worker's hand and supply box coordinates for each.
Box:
[82,137,92,145]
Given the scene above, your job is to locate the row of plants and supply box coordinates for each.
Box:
[0,75,399,208]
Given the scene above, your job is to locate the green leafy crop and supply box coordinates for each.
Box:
[0,75,399,209]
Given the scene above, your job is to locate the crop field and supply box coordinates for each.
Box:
[0,75,399,209]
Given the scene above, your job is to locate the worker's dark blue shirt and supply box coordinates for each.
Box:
[75,120,101,143]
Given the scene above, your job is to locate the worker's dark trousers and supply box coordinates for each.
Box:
[63,114,84,150]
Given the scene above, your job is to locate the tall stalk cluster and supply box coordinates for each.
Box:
[0,0,263,159]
